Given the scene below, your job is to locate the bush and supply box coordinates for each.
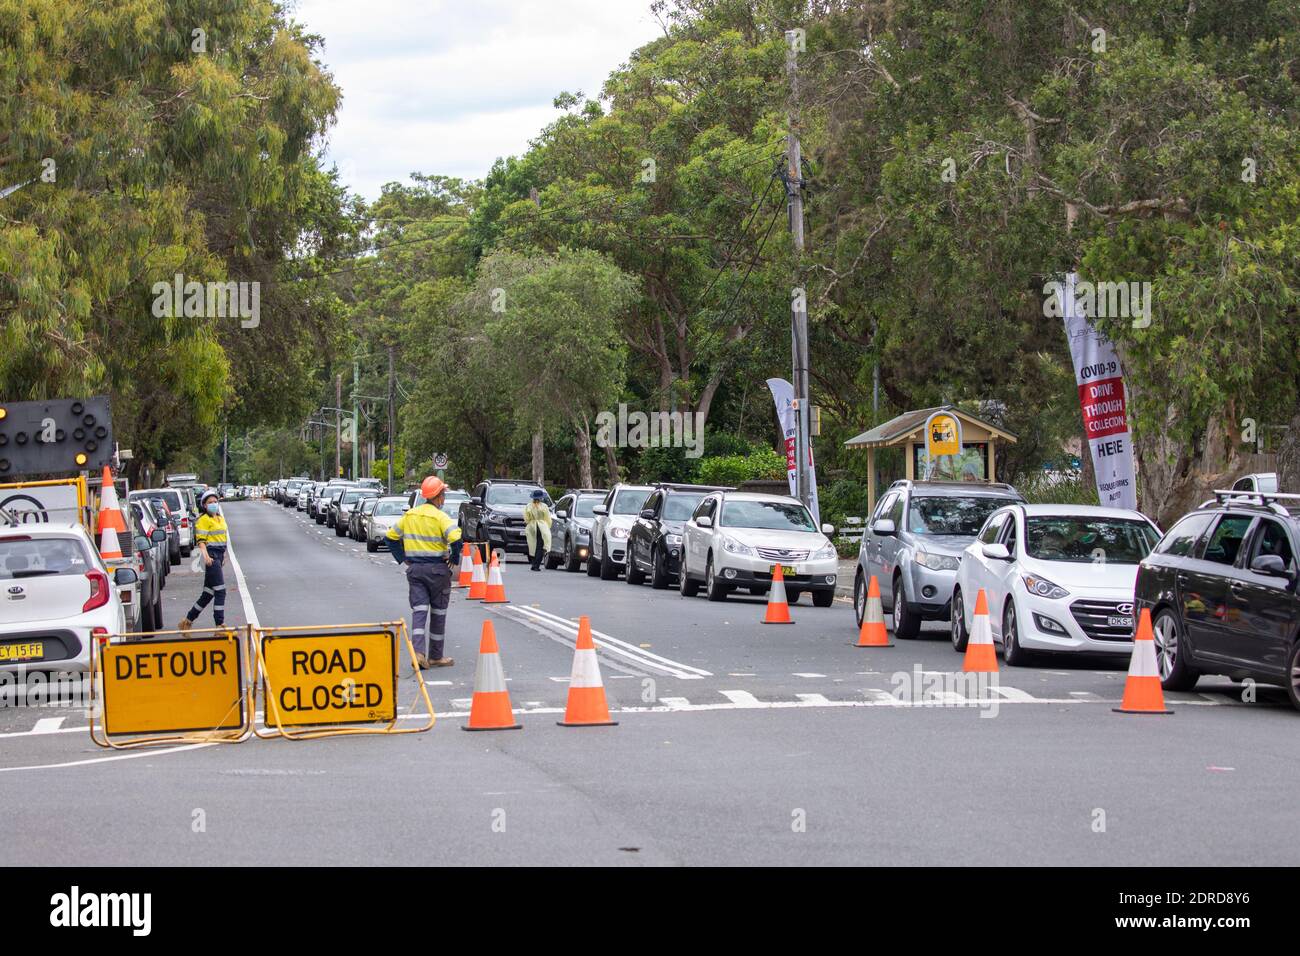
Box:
[819,478,871,530]
[1016,472,1099,506]
[635,445,698,484]
[696,447,786,486]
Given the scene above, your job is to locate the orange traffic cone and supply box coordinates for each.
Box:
[467,544,487,600]
[98,522,123,560]
[96,466,126,559]
[462,620,522,731]
[1113,608,1173,715]
[962,589,998,673]
[762,563,794,624]
[483,552,508,603]
[557,616,617,727]
[852,575,892,647]
[455,543,474,588]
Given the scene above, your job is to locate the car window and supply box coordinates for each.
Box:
[887,495,905,526]
[486,485,548,506]
[359,499,377,514]
[872,493,896,523]
[693,497,716,521]
[1249,520,1295,573]
[978,512,1009,544]
[642,492,661,516]
[609,488,650,515]
[375,500,406,516]
[663,493,706,522]
[574,497,599,518]
[0,536,91,578]
[909,496,1008,536]
[720,499,816,531]
[1155,513,1214,557]
[1025,517,1159,563]
[1201,515,1255,565]
[1001,515,1018,554]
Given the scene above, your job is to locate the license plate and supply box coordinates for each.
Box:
[1107,616,1134,629]
[0,642,43,662]
[770,565,797,577]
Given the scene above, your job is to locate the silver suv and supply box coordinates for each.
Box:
[854,480,1022,638]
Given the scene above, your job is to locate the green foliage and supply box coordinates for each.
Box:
[695,447,785,486]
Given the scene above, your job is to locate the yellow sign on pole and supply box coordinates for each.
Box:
[261,630,397,728]
[101,634,245,736]
[925,411,963,458]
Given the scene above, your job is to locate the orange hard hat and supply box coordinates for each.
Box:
[420,475,447,500]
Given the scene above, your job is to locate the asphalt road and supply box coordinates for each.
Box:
[3,499,1299,866]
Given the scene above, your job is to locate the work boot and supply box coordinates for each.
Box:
[429,657,455,667]
[178,619,192,631]
[415,654,433,670]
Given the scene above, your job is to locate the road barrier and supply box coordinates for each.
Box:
[253,621,434,739]
[89,626,252,749]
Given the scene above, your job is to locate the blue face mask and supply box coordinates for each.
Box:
[206,503,219,515]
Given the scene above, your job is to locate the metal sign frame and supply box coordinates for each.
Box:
[88,626,253,750]
[253,620,434,740]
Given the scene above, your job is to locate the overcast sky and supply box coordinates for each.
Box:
[287,0,665,200]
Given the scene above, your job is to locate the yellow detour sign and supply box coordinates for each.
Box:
[261,630,396,727]
[102,635,244,735]
[925,411,963,457]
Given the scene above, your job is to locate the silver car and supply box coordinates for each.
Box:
[548,489,608,571]
[854,479,1022,638]
[364,496,410,552]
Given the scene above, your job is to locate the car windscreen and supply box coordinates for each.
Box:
[1025,517,1159,563]
[574,497,599,518]
[0,537,92,579]
[612,489,650,515]
[486,485,548,506]
[342,491,367,504]
[663,493,706,521]
[721,500,815,531]
[908,496,1008,536]
[375,501,407,516]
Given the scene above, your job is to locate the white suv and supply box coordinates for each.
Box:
[588,483,654,580]
[679,491,838,605]
[1,523,131,674]
[952,504,1161,665]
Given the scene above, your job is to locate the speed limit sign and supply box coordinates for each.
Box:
[433,452,449,470]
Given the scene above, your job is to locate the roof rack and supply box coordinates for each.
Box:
[1210,489,1300,517]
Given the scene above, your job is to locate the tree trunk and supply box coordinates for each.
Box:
[604,440,620,486]
[574,415,593,489]
[531,425,545,486]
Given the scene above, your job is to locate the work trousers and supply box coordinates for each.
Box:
[187,549,227,626]
[407,560,451,659]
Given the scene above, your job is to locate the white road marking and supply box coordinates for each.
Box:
[225,533,261,630]
[795,693,831,705]
[508,605,712,679]
[1069,691,1103,701]
[991,686,1037,702]
[0,743,214,774]
[719,689,764,708]
[793,672,825,678]
[30,717,66,734]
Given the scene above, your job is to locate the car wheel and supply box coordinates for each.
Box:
[679,554,700,597]
[813,589,834,608]
[170,549,181,567]
[891,576,921,639]
[650,547,670,589]
[545,548,561,570]
[950,587,969,651]
[749,585,767,596]
[1285,641,1300,712]
[366,537,378,553]
[1001,600,1029,666]
[564,537,581,573]
[786,589,802,605]
[181,545,192,557]
[853,571,866,627]
[704,556,727,602]
[599,541,619,580]
[335,521,346,536]
[1154,608,1199,691]
[586,543,601,576]
[139,594,156,632]
[626,548,646,585]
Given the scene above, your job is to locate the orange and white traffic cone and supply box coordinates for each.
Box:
[98,522,123,560]
[455,543,474,588]
[557,616,617,727]
[763,564,794,624]
[852,575,892,647]
[462,620,522,731]
[96,466,126,557]
[1113,608,1173,715]
[962,589,998,673]
[467,544,487,600]
[483,552,508,604]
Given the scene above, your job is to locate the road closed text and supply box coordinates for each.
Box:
[262,632,396,727]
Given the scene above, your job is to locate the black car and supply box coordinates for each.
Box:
[547,489,608,571]
[1134,489,1300,709]
[625,483,730,588]
[460,479,551,555]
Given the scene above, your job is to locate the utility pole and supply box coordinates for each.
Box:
[221,424,229,485]
[335,374,342,478]
[386,346,395,494]
[784,29,812,510]
[352,357,360,481]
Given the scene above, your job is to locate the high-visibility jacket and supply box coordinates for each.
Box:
[387,504,462,563]
[195,513,229,550]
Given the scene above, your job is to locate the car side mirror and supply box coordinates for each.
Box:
[471,496,483,506]
[640,508,656,519]
[593,505,608,516]
[556,509,568,519]
[151,529,167,544]
[821,522,835,535]
[1250,554,1289,577]
[133,535,149,553]
[871,518,896,536]
[981,543,1012,561]
[697,515,713,528]
[114,567,138,586]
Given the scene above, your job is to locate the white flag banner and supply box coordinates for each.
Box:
[1060,272,1138,510]
[766,377,821,525]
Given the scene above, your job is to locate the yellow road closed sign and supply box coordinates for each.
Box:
[102,635,244,736]
[262,630,396,727]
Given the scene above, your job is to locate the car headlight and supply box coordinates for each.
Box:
[722,536,756,556]
[913,550,960,571]
[811,542,837,560]
[1022,574,1070,600]
[484,511,504,525]
[610,527,629,539]
[666,533,682,545]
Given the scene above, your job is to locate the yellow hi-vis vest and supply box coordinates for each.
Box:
[195,513,229,548]
[387,504,461,561]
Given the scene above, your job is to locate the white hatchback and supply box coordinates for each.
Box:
[0,524,131,674]
[951,504,1161,665]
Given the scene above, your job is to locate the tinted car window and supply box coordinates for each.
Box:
[1025,517,1158,563]
[663,493,706,521]
[979,512,1009,544]
[486,485,548,506]
[872,493,896,522]
[1250,520,1295,572]
[909,496,1008,536]
[612,489,650,515]
[1202,515,1254,565]
[0,537,91,578]
[721,500,816,531]
[1155,513,1214,557]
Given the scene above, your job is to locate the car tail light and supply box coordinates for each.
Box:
[83,570,110,612]
[181,517,189,528]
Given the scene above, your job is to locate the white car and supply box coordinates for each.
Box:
[679,491,838,605]
[365,495,411,552]
[0,523,132,674]
[951,504,1162,665]
[588,483,654,580]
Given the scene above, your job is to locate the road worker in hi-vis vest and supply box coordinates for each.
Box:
[180,489,229,630]
[387,475,463,668]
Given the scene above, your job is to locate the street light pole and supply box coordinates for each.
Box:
[352,357,360,481]
[785,30,812,510]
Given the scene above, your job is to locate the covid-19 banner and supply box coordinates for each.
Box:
[766,377,821,525]
[1059,272,1138,510]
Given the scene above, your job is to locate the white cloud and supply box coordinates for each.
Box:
[286,0,664,199]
